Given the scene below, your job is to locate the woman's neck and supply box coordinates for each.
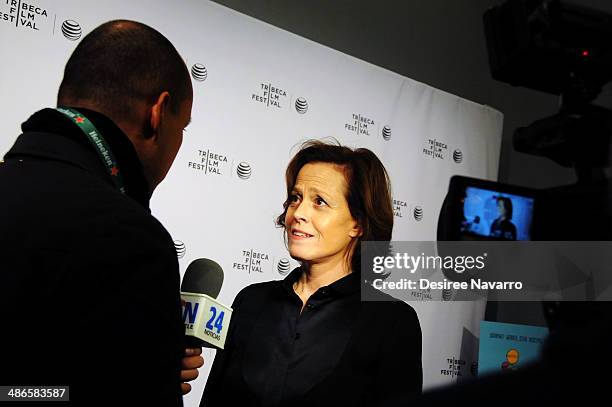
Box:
[293,258,350,300]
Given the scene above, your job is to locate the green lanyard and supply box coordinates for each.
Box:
[56,107,126,195]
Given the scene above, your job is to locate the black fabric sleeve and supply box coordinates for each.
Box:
[200,285,249,406]
[370,303,423,406]
[33,210,187,405]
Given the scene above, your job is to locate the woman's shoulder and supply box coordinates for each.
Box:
[232,280,280,305]
[361,284,420,325]
[234,266,303,302]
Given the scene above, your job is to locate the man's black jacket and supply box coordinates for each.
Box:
[0,108,185,405]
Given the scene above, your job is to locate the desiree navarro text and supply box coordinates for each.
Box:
[372,278,523,291]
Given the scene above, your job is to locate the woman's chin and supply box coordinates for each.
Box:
[288,252,306,262]
[287,248,313,263]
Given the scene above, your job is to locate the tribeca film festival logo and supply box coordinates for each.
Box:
[252,82,288,109]
[345,113,375,136]
[392,198,407,219]
[187,148,230,176]
[423,138,448,160]
[191,63,208,82]
[411,285,433,300]
[441,356,467,378]
[393,200,423,223]
[422,138,464,164]
[232,249,271,274]
[0,0,49,31]
[187,149,252,180]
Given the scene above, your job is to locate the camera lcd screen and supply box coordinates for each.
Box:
[460,186,534,241]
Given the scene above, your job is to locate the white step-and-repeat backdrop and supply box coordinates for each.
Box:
[0,0,502,404]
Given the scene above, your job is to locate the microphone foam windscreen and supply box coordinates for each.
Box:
[181,258,224,298]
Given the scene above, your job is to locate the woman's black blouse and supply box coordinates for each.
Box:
[200,268,422,407]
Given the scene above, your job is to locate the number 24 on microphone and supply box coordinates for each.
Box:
[181,292,233,349]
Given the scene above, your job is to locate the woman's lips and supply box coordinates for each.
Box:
[289,229,314,240]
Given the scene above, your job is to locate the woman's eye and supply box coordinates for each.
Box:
[314,197,327,207]
[288,194,301,204]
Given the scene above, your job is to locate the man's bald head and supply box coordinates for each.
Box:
[57,20,192,123]
[58,20,193,192]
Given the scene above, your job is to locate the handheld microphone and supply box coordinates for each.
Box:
[181,258,233,349]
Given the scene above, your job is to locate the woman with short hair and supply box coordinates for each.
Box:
[201,140,422,407]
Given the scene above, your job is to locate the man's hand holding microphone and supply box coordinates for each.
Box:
[181,347,204,395]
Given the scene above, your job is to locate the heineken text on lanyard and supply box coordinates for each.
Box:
[56,107,126,194]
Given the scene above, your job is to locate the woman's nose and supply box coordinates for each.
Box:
[292,200,309,222]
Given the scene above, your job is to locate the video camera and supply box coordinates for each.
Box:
[439,0,612,244]
[438,0,612,331]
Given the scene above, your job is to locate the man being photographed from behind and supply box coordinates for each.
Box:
[0,20,202,405]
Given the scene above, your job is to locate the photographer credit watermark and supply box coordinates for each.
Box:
[361,241,612,302]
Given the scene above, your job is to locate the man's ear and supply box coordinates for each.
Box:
[149,91,171,140]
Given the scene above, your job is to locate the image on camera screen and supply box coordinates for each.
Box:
[460,186,534,241]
